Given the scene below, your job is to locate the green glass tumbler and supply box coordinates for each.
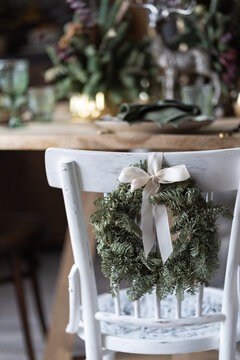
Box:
[28,86,55,122]
[0,59,29,127]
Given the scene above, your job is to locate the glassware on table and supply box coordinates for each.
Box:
[0,59,29,127]
[28,86,55,122]
[180,83,214,116]
[196,83,213,116]
[180,85,196,105]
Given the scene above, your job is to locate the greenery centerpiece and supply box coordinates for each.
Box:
[45,0,154,116]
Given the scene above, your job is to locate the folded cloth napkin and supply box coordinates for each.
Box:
[117,100,213,127]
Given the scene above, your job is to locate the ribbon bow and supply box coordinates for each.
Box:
[118,153,190,263]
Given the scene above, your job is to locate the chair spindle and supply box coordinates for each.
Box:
[196,285,204,317]
[205,192,209,202]
[134,301,140,318]
[176,299,182,319]
[114,290,121,316]
[154,289,161,319]
[210,192,214,201]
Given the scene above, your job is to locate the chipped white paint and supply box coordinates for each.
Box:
[95,310,226,328]
[176,299,182,319]
[154,288,161,319]
[134,301,140,318]
[45,147,240,359]
[66,264,81,334]
[58,161,102,360]
[114,291,121,316]
[196,285,204,317]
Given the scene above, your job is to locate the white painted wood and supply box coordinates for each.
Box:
[65,264,81,334]
[237,265,240,312]
[205,192,209,202]
[134,301,140,318]
[102,350,115,360]
[114,290,121,316]
[176,299,182,319]
[95,311,226,328]
[59,161,102,360]
[154,289,161,319]
[45,147,240,359]
[196,285,204,317]
[219,177,240,360]
[45,147,240,192]
[101,332,221,355]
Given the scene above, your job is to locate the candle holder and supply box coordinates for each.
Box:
[69,92,106,123]
[233,94,240,117]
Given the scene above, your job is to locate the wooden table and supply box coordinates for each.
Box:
[1,104,240,360]
[0,103,239,151]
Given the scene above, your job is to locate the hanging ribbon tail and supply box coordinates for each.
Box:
[141,180,158,258]
[154,205,173,264]
[118,152,189,262]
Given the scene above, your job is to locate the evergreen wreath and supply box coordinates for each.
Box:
[89,160,232,301]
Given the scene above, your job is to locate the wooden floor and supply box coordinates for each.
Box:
[75,352,218,360]
[117,353,218,360]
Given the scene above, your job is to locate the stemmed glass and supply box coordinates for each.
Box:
[0,59,29,127]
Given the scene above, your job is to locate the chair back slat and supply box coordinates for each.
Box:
[46,148,240,193]
[196,285,204,317]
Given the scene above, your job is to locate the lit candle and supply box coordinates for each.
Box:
[233,93,240,117]
[237,94,240,106]
[69,92,105,121]
[95,92,105,112]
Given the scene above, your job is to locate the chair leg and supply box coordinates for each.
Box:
[11,253,36,360]
[103,351,115,360]
[29,266,47,335]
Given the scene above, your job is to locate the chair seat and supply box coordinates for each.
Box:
[78,287,240,354]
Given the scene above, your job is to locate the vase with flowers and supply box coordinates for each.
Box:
[44,0,154,121]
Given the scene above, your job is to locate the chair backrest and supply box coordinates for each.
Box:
[45,147,240,360]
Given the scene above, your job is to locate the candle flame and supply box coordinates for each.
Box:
[69,92,105,121]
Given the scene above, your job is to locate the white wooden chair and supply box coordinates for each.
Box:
[45,147,240,360]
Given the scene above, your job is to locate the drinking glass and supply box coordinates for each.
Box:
[28,86,55,122]
[0,59,29,127]
[180,85,196,105]
[196,84,213,116]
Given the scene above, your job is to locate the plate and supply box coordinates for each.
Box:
[94,119,212,134]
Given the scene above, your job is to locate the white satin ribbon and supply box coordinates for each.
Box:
[118,152,190,263]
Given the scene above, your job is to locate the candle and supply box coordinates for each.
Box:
[233,93,240,117]
[95,92,105,112]
[69,92,105,121]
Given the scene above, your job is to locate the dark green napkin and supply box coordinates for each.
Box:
[117,100,213,127]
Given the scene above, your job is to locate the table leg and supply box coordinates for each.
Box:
[43,230,74,360]
[43,192,100,360]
